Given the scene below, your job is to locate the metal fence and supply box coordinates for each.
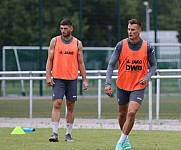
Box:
[1,69,181,130]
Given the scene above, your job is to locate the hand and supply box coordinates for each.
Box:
[83,81,88,90]
[46,77,55,86]
[139,77,148,85]
[105,85,112,97]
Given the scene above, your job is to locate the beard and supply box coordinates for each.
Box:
[62,32,71,38]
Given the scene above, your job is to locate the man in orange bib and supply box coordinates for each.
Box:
[105,19,157,150]
[46,19,88,142]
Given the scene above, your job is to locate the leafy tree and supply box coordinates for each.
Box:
[0,0,38,46]
[1,0,181,71]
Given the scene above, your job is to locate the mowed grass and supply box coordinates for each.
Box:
[0,96,181,119]
[0,128,181,150]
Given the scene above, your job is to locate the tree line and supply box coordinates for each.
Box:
[0,0,181,47]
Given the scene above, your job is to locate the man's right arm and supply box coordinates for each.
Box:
[105,41,122,96]
[105,41,122,86]
[46,37,56,86]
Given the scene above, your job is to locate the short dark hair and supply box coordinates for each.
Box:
[128,19,142,28]
[60,19,73,26]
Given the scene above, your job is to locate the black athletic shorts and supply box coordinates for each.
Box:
[52,78,77,101]
[117,87,145,105]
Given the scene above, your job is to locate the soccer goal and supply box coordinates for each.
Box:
[2,46,48,96]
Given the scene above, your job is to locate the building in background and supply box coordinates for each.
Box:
[141,30,181,69]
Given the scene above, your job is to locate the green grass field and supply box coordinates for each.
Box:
[0,128,181,150]
[1,87,181,149]
[0,96,181,120]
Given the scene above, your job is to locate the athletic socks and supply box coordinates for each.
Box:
[52,122,73,135]
[66,123,73,135]
[117,133,128,144]
[52,122,59,134]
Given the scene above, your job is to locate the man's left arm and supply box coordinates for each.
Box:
[77,40,88,90]
[146,44,157,80]
[139,44,157,85]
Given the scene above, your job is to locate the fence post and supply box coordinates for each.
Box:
[156,71,160,120]
[29,72,33,119]
[98,72,102,119]
[148,79,153,130]
[2,47,6,96]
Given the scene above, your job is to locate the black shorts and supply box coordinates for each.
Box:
[117,87,145,105]
[52,78,77,101]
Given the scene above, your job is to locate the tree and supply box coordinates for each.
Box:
[1,0,181,71]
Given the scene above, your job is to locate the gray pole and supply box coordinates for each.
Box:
[79,0,83,95]
[154,0,158,44]
[117,0,121,41]
[144,1,152,42]
[154,0,158,94]
[38,0,43,96]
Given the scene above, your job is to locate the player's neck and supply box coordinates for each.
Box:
[129,37,140,45]
[62,35,72,41]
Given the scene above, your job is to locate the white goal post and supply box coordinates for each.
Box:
[2,43,181,96]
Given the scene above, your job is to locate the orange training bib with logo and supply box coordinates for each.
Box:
[116,39,148,91]
[52,36,79,80]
